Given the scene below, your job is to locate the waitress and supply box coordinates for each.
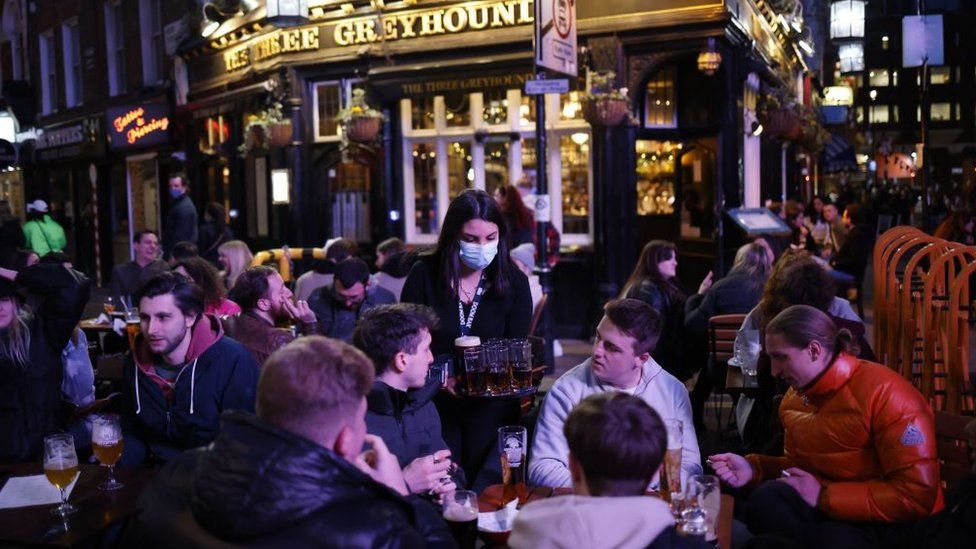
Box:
[401,190,532,488]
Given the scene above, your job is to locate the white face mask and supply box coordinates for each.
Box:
[458,240,499,270]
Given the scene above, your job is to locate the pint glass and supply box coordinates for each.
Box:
[660,419,683,501]
[442,490,478,549]
[498,425,527,504]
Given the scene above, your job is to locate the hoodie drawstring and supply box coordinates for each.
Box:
[189,358,198,415]
[134,360,142,414]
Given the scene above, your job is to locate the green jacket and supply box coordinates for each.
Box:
[22,215,67,256]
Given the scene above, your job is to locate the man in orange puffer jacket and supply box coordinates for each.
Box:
[711,305,941,548]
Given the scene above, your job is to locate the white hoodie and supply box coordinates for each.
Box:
[509,495,674,549]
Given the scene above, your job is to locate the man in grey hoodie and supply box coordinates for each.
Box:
[529,298,701,490]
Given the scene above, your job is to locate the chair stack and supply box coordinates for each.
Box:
[873,227,975,414]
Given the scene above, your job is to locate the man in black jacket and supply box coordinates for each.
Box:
[123,335,456,548]
[353,304,462,496]
[308,257,395,343]
[163,173,198,260]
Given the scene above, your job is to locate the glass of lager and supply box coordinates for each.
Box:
[498,425,528,504]
[442,490,478,549]
[43,434,79,516]
[660,419,683,502]
[508,339,533,391]
[92,414,125,490]
[463,348,487,396]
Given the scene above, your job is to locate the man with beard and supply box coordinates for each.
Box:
[121,271,260,466]
[308,257,395,343]
[222,266,319,365]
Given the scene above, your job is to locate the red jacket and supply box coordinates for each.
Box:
[747,353,943,523]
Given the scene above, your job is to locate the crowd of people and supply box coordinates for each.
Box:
[0,173,973,549]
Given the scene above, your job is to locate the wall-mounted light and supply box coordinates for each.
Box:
[697,38,722,76]
[271,169,291,204]
[267,0,309,27]
[751,120,764,136]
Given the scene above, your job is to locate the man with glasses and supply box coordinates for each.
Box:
[308,258,395,343]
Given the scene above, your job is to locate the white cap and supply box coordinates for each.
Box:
[26,199,49,213]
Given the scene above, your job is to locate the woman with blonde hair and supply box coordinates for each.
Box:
[217,240,253,291]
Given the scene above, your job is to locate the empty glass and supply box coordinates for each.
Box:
[688,474,720,540]
[734,329,761,376]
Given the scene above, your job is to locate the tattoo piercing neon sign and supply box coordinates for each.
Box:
[113,107,170,145]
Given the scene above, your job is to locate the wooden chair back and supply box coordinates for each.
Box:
[529,293,549,337]
[708,314,747,392]
[934,411,975,491]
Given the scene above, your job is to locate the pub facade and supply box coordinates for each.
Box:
[179,0,809,335]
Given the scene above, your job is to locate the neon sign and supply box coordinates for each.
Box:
[106,104,171,150]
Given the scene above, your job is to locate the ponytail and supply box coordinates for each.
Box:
[766,304,856,359]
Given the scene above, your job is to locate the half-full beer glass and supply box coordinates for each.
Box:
[92,414,125,490]
[509,339,533,391]
[43,434,79,516]
[485,341,511,394]
[661,419,683,502]
[462,347,487,396]
[498,425,527,504]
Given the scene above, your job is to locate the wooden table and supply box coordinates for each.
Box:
[479,484,734,549]
[725,365,760,398]
[0,464,154,547]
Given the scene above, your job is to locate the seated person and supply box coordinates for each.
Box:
[168,240,198,264]
[511,392,708,549]
[353,303,463,496]
[173,256,242,317]
[711,305,941,547]
[529,298,701,489]
[308,257,395,343]
[110,229,167,302]
[222,266,319,366]
[294,237,356,301]
[828,203,875,286]
[374,237,411,301]
[121,272,260,466]
[123,336,453,547]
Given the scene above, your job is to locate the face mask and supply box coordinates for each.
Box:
[170,188,184,199]
[458,240,498,271]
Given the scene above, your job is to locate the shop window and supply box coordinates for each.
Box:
[519,95,535,126]
[868,69,892,87]
[61,19,82,107]
[199,116,230,155]
[483,90,508,125]
[520,137,537,189]
[484,139,510,193]
[919,103,953,121]
[636,140,677,216]
[929,66,951,85]
[447,141,473,200]
[314,82,341,139]
[560,91,583,121]
[104,1,126,96]
[412,142,438,235]
[412,96,436,130]
[560,134,590,235]
[444,93,471,127]
[39,30,56,113]
[645,67,677,128]
[870,104,889,124]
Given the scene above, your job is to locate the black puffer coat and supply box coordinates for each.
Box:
[122,411,457,548]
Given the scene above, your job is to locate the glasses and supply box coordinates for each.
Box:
[498,426,527,505]
[463,347,487,396]
[508,339,532,391]
[442,490,478,549]
[92,414,125,490]
[43,434,79,517]
[484,341,512,395]
[687,475,720,540]
[103,297,116,315]
[661,419,683,501]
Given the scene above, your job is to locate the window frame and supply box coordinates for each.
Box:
[61,18,82,108]
[139,0,164,85]
[39,29,57,114]
[310,79,361,143]
[105,1,126,96]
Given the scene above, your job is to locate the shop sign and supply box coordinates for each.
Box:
[535,0,577,76]
[106,103,171,150]
[400,72,535,96]
[823,86,853,106]
[525,78,569,95]
[35,118,103,160]
[35,125,85,150]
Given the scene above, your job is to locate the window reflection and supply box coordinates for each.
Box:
[636,140,677,216]
[412,142,438,234]
[560,91,583,121]
[445,93,470,127]
[485,139,510,193]
[521,137,537,189]
[412,97,436,130]
[448,141,472,199]
[483,90,508,125]
[519,95,535,126]
[561,133,589,234]
[645,67,677,128]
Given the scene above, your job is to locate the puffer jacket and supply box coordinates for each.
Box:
[746,353,942,523]
[121,411,457,548]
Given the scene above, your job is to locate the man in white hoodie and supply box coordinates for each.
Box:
[511,392,708,549]
[529,298,701,489]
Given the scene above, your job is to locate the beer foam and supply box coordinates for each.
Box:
[454,336,481,348]
[92,431,121,445]
[443,503,478,522]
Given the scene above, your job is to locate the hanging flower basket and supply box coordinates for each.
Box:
[268,121,292,147]
[343,116,382,143]
[761,109,802,140]
[582,97,630,127]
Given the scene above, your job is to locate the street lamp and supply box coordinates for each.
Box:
[697,38,722,76]
[266,0,309,27]
[830,1,866,40]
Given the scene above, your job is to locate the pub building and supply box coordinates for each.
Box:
[177,0,809,335]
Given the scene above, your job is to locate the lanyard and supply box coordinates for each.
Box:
[457,273,486,337]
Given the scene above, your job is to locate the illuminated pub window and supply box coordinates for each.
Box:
[929,67,951,85]
[644,67,677,128]
[401,86,592,245]
[199,116,230,155]
[312,79,364,142]
[869,104,889,124]
[635,140,677,216]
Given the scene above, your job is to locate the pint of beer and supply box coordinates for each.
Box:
[660,419,683,502]
[485,341,512,395]
[454,336,481,393]
[462,348,488,396]
[509,339,533,390]
[442,490,479,549]
[498,425,528,504]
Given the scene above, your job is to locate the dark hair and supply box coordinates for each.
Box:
[206,202,227,231]
[229,265,277,311]
[326,238,357,262]
[173,256,228,307]
[169,172,189,188]
[171,241,199,261]
[258,336,374,441]
[844,202,865,225]
[431,189,511,300]
[496,184,534,232]
[352,304,440,375]
[766,304,857,358]
[136,271,205,319]
[133,229,158,244]
[26,210,44,222]
[602,298,662,356]
[377,237,406,257]
[621,240,686,308]
[564,392,666,496]
[757,256,835,330]
[335,257,370,288]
